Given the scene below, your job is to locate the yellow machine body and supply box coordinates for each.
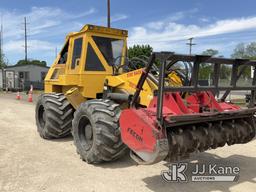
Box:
[44,24,182,107]
[37,24,256,166]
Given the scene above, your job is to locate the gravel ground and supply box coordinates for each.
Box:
[0,92,255,192]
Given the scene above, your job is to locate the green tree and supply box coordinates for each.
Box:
[220,65,231,79]
[128,44,154,68]
[231,43,247,59]
[128,44,153,59]
[231,42,256,78]
[231,42,256,59]
[16,59,47,67]
[200,49,232,80]
[0,53,7,68]
[202,49,219,56]
[244,42,256,58]
[199,49,219,79]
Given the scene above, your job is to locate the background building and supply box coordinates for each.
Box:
[1,64,49,91]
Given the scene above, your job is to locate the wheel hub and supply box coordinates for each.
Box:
[85,125,93,140]
[78,116,94,151]
[38,105,46,128]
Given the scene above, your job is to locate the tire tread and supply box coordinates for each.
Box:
[72,99,127,164]
[35,93,74,139]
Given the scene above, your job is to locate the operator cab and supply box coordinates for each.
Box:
[52,25,127,74]
[45,24,128,97]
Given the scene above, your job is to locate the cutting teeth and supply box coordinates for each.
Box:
[166,116,256,162]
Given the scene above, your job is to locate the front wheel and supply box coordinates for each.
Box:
[72,99,127,164]
[35,93,74,139]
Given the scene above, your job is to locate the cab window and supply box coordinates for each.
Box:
[92,36,124,66]
[85,43,105,71]
[71,38,83,69]
[58,41,69,64]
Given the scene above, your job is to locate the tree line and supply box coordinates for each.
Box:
[0,54,47,68]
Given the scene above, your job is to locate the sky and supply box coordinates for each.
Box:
[1,0,256,66]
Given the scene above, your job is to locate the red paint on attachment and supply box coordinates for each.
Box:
[120,91,240,154]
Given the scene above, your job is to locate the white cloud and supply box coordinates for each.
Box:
[4,40,58,53]
[170,8,198,21]
[0,6,128,64]
[2,7,96,57]
[111,14,129,23]
[68,8,96,20]
[0,6,97,64]
[1,6,96,39]
[2,5,256,64]
[128,16,256,54]
[145,8,198,30]
[1,6,127,44]
[199,17,210,23]
[89,13,129,26]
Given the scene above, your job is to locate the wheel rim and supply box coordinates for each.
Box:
[78,116,93,151]
[38,105,46,128]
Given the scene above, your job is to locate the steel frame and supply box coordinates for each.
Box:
[155,52,256,123]
[130,52,256,125]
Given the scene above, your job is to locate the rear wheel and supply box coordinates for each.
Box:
[72,99,127,164]
[35,93,74,139]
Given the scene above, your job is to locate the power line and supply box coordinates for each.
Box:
[186,37,196,55]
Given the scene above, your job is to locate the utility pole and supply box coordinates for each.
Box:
[107,0,111,28]
[24,17,28,64]
[186,37,196,55]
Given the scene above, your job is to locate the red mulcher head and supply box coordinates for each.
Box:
[120,53,256,165]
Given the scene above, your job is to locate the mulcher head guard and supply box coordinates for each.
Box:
[120,53,256,165]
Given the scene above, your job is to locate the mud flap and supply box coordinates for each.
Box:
[120,108,169,165]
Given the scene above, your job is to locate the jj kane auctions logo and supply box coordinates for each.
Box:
[161,163,240,182]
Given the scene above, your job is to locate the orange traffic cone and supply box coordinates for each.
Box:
[16,91,21,100]
[28,92,33,102]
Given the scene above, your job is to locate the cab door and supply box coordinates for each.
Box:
[68,35,84,74]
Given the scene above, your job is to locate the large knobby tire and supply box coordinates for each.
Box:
[35,93,74,139]
[72,99,127,164]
